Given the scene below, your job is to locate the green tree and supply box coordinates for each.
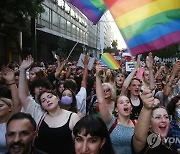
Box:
[55,37,67,58]
[0,0,45,59]
[111,40,118,50]
[0,0,44,32]
[152,44,180,58]
[103,46,114,53]
[103,40,118,53]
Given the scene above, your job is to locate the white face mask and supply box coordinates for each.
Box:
[176,109,180,119]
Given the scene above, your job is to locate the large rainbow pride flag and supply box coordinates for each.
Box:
[68,0,106,24]
[101,53,120,70]
[105,0,180,56]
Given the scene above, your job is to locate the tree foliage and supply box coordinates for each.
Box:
[0,0,44,31]
[103,39,118,53]
[152,44,180,58]
[111,40,118,49]
[55,37,68,58]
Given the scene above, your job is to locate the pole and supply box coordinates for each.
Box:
[66,42,78,60]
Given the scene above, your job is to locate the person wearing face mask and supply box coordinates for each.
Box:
[167,95,180,153]
[60,89,83,118]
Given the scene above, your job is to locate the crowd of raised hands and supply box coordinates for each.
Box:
[0,53,180,154]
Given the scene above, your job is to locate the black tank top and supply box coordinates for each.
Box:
[35,113,74,154]
[130,97,143,120]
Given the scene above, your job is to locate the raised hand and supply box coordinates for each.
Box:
[146,52,153,69]
[140,89,155,109]
[96,61,107,76]
[20,55,34,70]
[82,54,89,67]
[1,67,15,84]
[135,54,141,70]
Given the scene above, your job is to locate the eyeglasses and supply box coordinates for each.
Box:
[152,115,170,121]
[103,88,111,93]
[176,104,180,109]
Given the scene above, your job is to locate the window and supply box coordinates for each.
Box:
[72,24,76,35]
[52,11,59,26]
[41,5,50,22]
[60,17,66,30]
[67,21,71,32]
[65,3,70,13]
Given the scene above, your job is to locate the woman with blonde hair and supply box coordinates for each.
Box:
[0,67,21,153]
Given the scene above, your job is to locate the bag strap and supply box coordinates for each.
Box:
[36,114,46,137]
[131,119,136,126]
[108,119,117,134]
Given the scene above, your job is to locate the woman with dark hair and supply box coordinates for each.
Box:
[19,55,80,154]
[120,55,143,120]
[60,88,84,117]
[73,115,115,154]
[167,95,180,153]
[96,62,135,154]
[55,80,64,96]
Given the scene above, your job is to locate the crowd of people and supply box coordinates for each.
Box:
[0,53,180,154]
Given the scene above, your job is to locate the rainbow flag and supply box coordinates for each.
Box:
[68,0,106,24]
[104,0,180,56]
[101,53,120,70]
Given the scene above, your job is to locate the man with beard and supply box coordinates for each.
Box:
[5,112,47,154]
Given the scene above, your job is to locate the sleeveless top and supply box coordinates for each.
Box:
[130,97,143,120]
[35,113,74,154]
[107,116,135,154]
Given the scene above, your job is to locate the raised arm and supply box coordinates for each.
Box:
[81,55,89,88]
[19,55,34,110]
[133,89,155,153]
[96,62,112,124]
[121,55,140,96]
[1,67,21,113]
[163,60,180,97]
[146,52,155,90]
[54,56,67,79]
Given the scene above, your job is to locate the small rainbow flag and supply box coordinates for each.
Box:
[68,0,106,25]
[101,53,120,70]
[104,0,180,56]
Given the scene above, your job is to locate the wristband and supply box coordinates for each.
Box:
[7,82,16,85]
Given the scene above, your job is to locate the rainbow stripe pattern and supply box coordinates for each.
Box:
[101,53,120,70]
[105,0,180,56]
[68,0,106,24]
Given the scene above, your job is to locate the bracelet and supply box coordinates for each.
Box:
[7,82,16,85]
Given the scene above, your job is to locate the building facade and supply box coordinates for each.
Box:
[0,0,114,64]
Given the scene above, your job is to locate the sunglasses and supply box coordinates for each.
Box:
[103,88,111,93]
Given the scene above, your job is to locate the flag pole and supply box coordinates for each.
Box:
[66,42,78,60]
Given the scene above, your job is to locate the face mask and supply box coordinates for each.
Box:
[61,96,72,105]
[177,109,180,119]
